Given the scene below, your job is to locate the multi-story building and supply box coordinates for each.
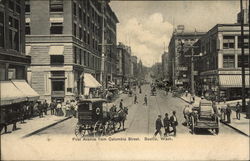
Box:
[25,0,118,102]
[117,42,131,85]
[168,26,205,89]
[192,24,249,100]
[0,0,38,106]
[130,55,138,80]
[161,51,169,82]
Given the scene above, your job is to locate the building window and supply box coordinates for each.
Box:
[25,23,30,35]
[16,4,21,14]
[238,55,249,68]
[25,0,30,13]
[238,35,249,49]
[9,0,14,11]
[0,12,4,48]
[83,51,87,66]
[79,26,82,40]
[223,36,234,49]
[50,23,63,34]
[83,30,86,43]
[73,23,77,37]
[50,0,63,12]
[52,80,64,91]
[50,55,64,65]
[74,46,77,64]
[8,17,19,51]
[223,55,235,68]
[79,6,82,20]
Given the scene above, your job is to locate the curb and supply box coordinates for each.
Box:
[22,116,72,138]
[221,121,250,137]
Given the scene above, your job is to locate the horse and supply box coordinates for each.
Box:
[183,105,192,126]
[111,107,128,131]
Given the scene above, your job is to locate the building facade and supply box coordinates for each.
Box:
[25,0,118,102]
[117,42,131,85]
[130,55,138,81]
[0,0,30,82]
[161,51,169,82]
[168,27,205,88]
[192,24,249,100]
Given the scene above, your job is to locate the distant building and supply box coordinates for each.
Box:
[161,51,169,82]
[192,24,249,100]
[117,42,131,85]
[25,0,118,102]
[131,55,138,80]
[168,27,205,89]
[237,9,249,24]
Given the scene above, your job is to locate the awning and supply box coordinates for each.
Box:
[219,75,249,88]
[84,73,102,88]
[0,81,27,106]
[11,80,40,101]
[49,46,64,55]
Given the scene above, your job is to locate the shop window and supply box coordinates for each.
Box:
[223,36,234,49]
[52,81,64,91]
[25,0,30,13]
[8,68,16,80]
[50,23,63,34]
[238,35,249,48]
[223,55,235,68]
[238,55,249,68]
[50,0,63,12]
[25,23,30,35]
[50,55,64,65]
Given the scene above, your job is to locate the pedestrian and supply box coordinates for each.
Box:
[50,100,56,115]
[38,101,43,118]
[0,108,8,134]
[185,90,188,97]
[226,104,232,123]
[134,94,138,104]
[220,106,226,122]
[235,102,241,120]
[43,100,48,115]
[119,99,123,110]
[139,87,142,94]
[65,100,70,117]
[154,115,163,137]
[144,95,147,106]
[56,101,62,116]
[11,108,18,131]
[20,103,26,123]
[163,113,170,136]
[170,111,178,136]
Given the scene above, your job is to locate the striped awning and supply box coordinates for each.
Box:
[84,73,102,88]
[219,75,249,88]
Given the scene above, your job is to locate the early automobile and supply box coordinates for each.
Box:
[189,99,220,134]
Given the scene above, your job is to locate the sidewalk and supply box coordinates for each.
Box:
[0,114,71,138]
[180,94,250,137]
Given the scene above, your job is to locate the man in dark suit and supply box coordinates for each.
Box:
[154,115,163,137]
[170,111,178,136]
[163,113,170,136]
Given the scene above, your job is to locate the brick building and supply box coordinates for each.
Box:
[25,0,118,102]
[191,24,249,100]
[168,26,205,88]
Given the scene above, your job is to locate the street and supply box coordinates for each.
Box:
[2,85,249,160]
[35,85,245,137]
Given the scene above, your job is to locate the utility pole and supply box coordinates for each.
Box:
[240,0,246,113]
[100,0,105,88]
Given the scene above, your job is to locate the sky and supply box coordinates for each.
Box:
[110,0,247,67]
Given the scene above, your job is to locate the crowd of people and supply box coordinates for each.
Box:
[0,99,78,134]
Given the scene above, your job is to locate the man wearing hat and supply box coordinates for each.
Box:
[170,111,178,136]
[154,115,163,137]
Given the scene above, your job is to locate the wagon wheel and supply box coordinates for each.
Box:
[191,116,195,134]
[93,121,105,137]
[105,120,113,135]
[75,124,88,138]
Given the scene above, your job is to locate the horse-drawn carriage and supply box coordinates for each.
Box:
[186,100,220,134]
[75,98,128,138]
